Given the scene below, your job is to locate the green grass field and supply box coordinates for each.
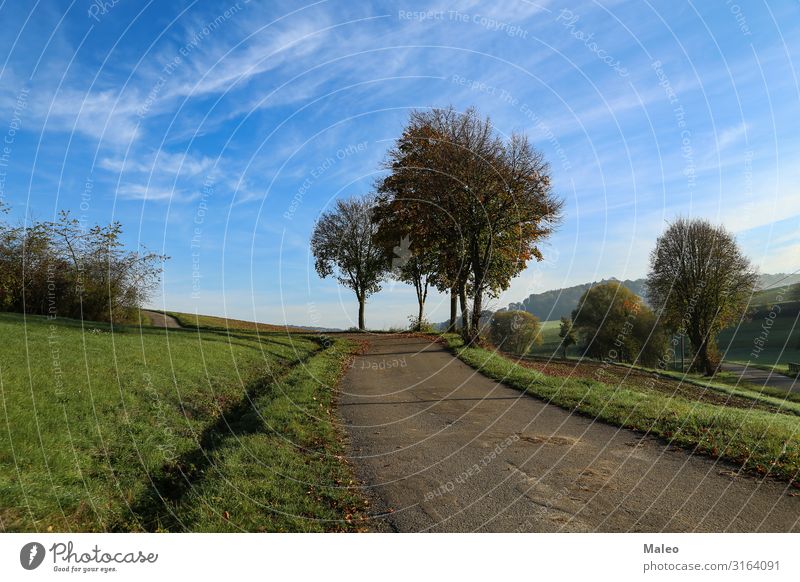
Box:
[718,302,800,369]
[530,319,563,357]
[444,335,800,485]
[717,283,799,369]
[0,313,364,532]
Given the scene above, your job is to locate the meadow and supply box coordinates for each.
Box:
[530,319,563,357]
[718,289,800,371]
[0,313,364,532]
[167,311,298,332]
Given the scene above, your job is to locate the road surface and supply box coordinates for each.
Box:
[721,362,798,393]
[143,310,181,329]
[339,335,800,532]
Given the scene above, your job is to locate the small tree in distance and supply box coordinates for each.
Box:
[646,217,758,376]
[489,310,542,355]
[572,281,665,366]
[310,195,388,330]
[396,246,436,331]
[558,316,576,359]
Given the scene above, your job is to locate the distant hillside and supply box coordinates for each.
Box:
[504,273,798,322]
[507,278,648,321]
[758,273,800,290]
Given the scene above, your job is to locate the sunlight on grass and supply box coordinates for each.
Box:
[0,313,360,532]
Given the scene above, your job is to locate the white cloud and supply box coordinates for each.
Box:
[100,149,218,202]
[715,122,749,153]
[115,184,185,201]
[100,150,216,176]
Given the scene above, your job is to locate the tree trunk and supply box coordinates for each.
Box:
[448,288,457,332]
[413,278,427,331]
[689,332,716,376]
[358,294,366,331]
[470,290,483,341]
[696,340,708,375]
[459,285,470,339]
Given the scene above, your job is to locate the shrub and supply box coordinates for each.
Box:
[572,281,666,366]
[407,314,435,333]
[0,208,166,323]
[489,310,542,355]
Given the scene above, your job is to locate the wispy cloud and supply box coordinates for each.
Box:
[715,122,749,152]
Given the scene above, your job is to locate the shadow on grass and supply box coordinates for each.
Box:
[115,346,321,532]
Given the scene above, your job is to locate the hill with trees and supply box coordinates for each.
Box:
[506,278,648,321]
[503,273,798,323]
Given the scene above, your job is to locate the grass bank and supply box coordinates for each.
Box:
[611,363,800,412]
[167,310,309,333]
[0,312,364,531]
[442,335,800,486]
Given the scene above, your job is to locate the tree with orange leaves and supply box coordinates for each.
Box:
[377,107,562,340]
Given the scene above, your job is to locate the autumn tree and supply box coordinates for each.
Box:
[377,107,562,340]
[558,316,576,358]
[646,218,758,375]
[376,113,470,334]
[572,281,665,366]
[489,310,542,355]
[311,194,388,330]
[372,190,440,331]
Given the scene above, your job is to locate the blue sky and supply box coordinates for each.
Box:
[1,0,798,329]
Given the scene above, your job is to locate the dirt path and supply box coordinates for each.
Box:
[721,362,798,393]
[143,310,181,329]
[339,335,800,532]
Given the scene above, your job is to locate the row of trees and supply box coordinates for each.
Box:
[0,206,166,323]
[311,107,758,376]
[420,217,756,377]
[312,107,563,338]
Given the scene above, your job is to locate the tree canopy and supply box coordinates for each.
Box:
[572,281,665,366]
[311,195,388,330]
[376,107,562,339]
[646,217,758,375]
[489,310,542,355]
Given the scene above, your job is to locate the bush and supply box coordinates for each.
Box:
[572,281,666,366]
[489,310,542,355]
[0,208,166,323]
[407,314,435,333]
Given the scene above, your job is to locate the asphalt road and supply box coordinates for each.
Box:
[721,362,798,393]
[339,335,800,532]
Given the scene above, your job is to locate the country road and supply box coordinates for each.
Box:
[339,335,800,532]
[721,362,798,393]
[143,310,181,329]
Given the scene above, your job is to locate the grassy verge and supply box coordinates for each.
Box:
[442,335,800,485]
[0,312,363,531]
[124,336,367,532]
[519,352,800,411]
[612,364,800,412]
